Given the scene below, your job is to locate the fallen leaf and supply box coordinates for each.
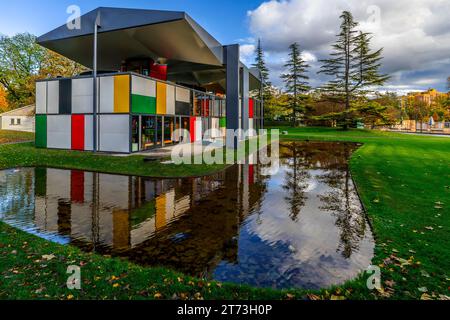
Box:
[154,293,163,299]
[420,293,432,300]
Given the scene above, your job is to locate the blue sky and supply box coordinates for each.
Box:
[2,0,449,93]
[0,0,262,44]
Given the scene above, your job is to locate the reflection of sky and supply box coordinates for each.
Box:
[0,144,375,290]
[214,163,375,289]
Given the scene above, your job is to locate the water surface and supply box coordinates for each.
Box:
[0,141,374,289]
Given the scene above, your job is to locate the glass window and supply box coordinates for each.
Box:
[132,116,140,152]
[10,119,14,125]
[163,116,175,146]
[17,118,21,125]
[193,92,203,116]
[142,116,158,150]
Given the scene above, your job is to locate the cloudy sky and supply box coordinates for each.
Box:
[240,0,450,94]
[1,0,448,94]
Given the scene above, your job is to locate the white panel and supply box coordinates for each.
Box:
[98,174,130,208]
[211,118,220,138]
[249,119,254,136]
[132,75,156,97]
[99,115,129,153]
[84,115,93,151]
[46,168,71,200]
[176,87,190,103]
[99,76,114,113]
[36,82,47,114]
[72,78,93,114]
[166,84,175,115]
[47,81,59,114]
[71,203,93,242]
[47,115,71,149]
[195,118,202,142]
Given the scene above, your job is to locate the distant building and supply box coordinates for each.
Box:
[401,89,449,108]
[0,105,35,132]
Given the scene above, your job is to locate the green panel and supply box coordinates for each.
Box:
[35,115,47,148]
[34,167,47,197]
[220,117,227,128]
[132,94,156,114]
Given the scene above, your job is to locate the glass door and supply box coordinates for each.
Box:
[141,116,157,150]
[156,116,163,147]
[163,116,176,146]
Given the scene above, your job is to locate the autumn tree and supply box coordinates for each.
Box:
[0,33,45,107]
[281,43,311,126]
[319,11,389,129]
[0,33,86,109]
[0,85,8,113]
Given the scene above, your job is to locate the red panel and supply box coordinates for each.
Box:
[150,64,168,81]
[71,170,84,203]
[71,115,84,151]
[190,117,196,142]
[202,99,210,117]
[248,165,254,185]
[249,98,254,119]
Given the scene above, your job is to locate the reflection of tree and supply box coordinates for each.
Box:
[281,143,310,222]
[317,144,367,259]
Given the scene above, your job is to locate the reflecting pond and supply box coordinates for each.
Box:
[0,141,374,290]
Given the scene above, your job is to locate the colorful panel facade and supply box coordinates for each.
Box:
[99,115,130,153]
[156,82,167,115]
[114,75,130,113]
[131,75,156,114]
[166,84,175,115]
[47,115,71,149]
[59,79,72,114]
[249,98,254,119]
[36,82,47,114]
[35,115,47,148]
[72,78,93,114]
[71,115,85,151]
[84,115,94,151]
[195,118,202,142]
[190,117,196,142]
[175,87,190,116]
[47,81,59,114]
[99,76,114,113]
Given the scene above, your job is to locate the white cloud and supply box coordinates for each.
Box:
[245,0,450,93]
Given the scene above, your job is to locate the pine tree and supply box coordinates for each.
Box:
[281,42,311,126]
[252,39,272,101]
[319,11,389,129]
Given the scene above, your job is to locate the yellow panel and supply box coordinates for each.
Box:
[112,209,130,250]
[155,195,166,230]
[114,75,130,113]
[156,82,167,115]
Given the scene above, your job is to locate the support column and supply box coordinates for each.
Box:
[224,44,240,149]
[241,67,249,134]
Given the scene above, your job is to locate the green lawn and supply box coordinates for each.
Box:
[0,129,34,144]
[0,127,449,300]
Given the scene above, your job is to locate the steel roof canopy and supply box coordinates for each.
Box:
[36,7,261,91]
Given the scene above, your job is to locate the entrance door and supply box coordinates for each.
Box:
[141,116,157,150]
[156,116,163,147]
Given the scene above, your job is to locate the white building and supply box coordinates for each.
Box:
[0,105,35,133]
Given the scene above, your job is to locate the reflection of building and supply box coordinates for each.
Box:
[34,7,264,153]
[30,165,266,276]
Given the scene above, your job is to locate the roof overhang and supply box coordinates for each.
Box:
[37,7,261,92]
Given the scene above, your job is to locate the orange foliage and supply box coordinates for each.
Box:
[0,86,8,113]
